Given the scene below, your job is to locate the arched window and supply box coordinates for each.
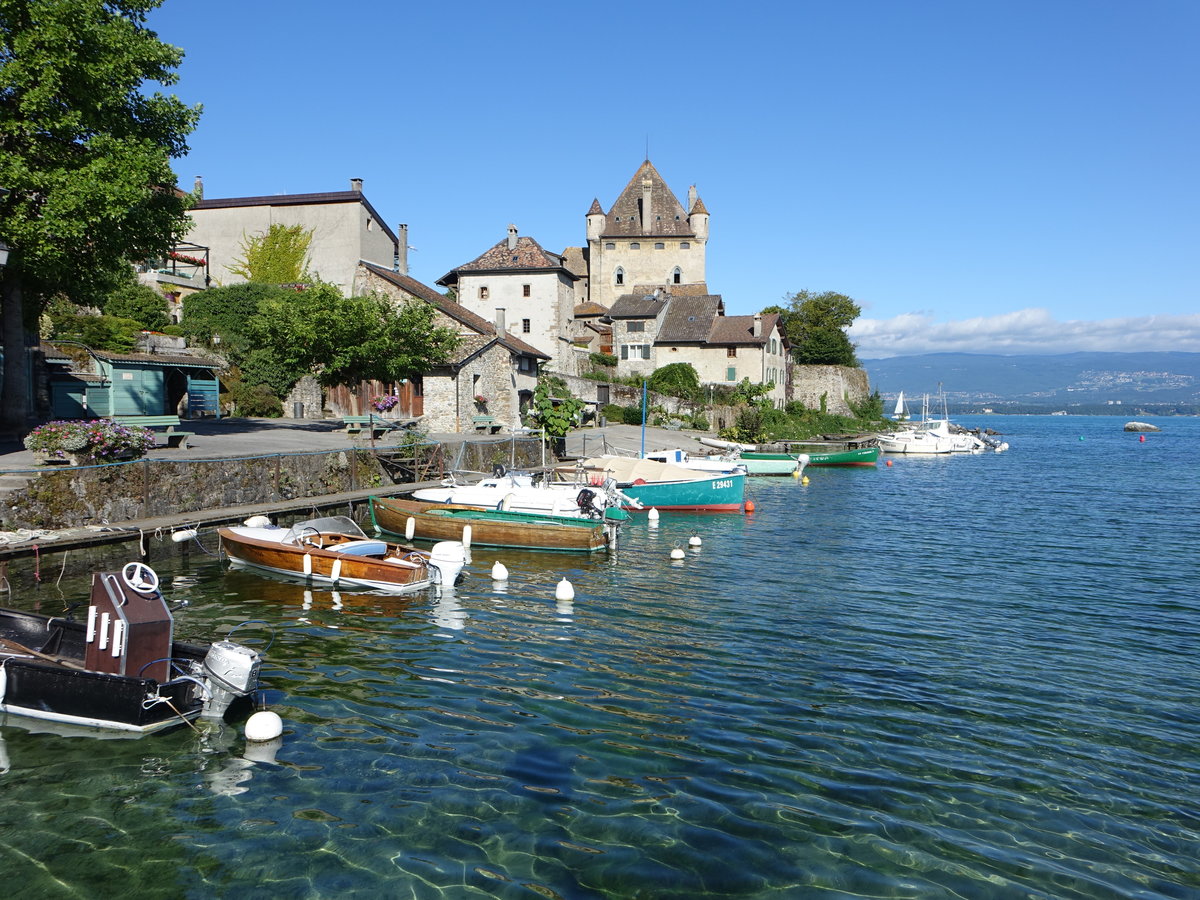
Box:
[672,267,682,285]
[615,267,624,286]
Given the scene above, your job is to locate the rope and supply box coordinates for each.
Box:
[32,543,40,584]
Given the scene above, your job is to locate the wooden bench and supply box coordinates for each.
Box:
[471,415,501,434]
[343,415,396,440]
[111,415,194,449]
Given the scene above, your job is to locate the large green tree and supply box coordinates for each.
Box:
[765,289,861,367]
[248,285,460,412]
[0,0,199,433]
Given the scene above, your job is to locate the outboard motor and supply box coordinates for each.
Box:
[201,641,262,719]
[427,541,467,587]
[492,463,507,478]
[576,488,602,519]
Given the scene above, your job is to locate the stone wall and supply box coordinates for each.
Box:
[0,445,445,532]
[789,365,871,416]
[551,373,689,417]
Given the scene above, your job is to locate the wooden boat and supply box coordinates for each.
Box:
[219,515,465,593]
[743,447,880,468]
[369,496,626,552]
[556,457,747,512]
[0,562,263,735]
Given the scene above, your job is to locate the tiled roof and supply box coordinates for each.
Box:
[608,291,669,318]
[601,160,695,238]
[689,196,709,215]
[92,350,222,367]
[708,313,781,346]
[442,234,571,279]
[573,301,609,317]
[657,295,724,343]
[587,198,604,215]
[560,245,589,278]
[629,282,710,297]
[192,190,398,243]
[360,262,550,360]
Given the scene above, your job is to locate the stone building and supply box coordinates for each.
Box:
[185,178,405,294]
[358,262,546,433]
[436,225,579,376]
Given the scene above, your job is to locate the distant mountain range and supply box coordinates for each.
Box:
[860,352,1200,409]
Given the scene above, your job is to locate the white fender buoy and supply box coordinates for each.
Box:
[491,561,508,581]
[647,508,660,521]
[670,546,686,560]
[555,578,575,601]
[405,516,416,540]
[688,535,702,547]
[171,528,198,543]
[462,524,473,549]
[244,515,271,528]
[245,710,283,742]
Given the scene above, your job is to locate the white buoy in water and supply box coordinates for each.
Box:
[244,710,283,742]
[405,516,415,540]
[555,578,575,601]
[670,546,686,560]
[462,524,473,549]
[491,561,508,581]
[647,508,660,521]
[171,528,198,543]
[688,535,702,547]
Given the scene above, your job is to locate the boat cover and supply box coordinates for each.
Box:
[573,456,704,483]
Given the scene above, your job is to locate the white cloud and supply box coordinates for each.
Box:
[850,309,1200,358]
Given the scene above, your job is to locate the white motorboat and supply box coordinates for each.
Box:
[641,448,747,475]
[412,468,638,516]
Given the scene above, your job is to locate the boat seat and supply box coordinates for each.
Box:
[333,539,388,557]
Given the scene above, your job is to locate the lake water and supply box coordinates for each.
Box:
[1,416,1197,899]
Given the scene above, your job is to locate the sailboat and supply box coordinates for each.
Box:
[892,391,909,421]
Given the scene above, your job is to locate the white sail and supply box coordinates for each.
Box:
[893,391,906,417]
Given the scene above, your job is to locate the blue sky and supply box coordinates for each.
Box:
[147,0,1199,358]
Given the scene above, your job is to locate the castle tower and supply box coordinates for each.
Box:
[586,161,707,308]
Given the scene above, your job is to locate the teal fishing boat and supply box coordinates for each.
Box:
[557,457,747,513]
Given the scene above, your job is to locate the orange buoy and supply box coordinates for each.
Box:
[1139,434,1146,442]
[744,500,756,513]
[885,459,893,467]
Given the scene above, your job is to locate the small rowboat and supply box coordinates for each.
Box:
[219,515,465,593]
[369,497,626,552]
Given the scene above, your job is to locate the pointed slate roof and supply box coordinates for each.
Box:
[601,161,695,238]
[587,198,604,215]
[657,295,725,343]
[688,196,709,215]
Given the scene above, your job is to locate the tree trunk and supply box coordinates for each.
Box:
[1,273,31,437]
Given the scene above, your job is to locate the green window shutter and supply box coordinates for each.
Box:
[726,367,736,382]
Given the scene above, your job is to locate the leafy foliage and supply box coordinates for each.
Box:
[226,381,283,418]
[103,280,169,331]
[767,289,861,366]
[180,283,296,364]
[527,376,585,439]
[589,351,618,368]
[247,285,459,400]
[647,362,700,400]
[0,0,200,430]
[229,223,313,284]
[46,292,145,352]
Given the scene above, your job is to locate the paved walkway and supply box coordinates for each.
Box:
[0,417,716,473]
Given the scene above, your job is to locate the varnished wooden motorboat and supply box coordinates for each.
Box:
[369,496,624,552]
[219,515,459,593]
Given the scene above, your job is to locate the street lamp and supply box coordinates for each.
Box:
[0,241,9,267]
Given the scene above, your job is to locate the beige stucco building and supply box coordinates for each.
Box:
[184,178,403,294]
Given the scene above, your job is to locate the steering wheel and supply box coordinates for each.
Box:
[122,562,160,593]
[299,526,324,549]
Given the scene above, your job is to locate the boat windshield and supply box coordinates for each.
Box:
[282,516,367,543]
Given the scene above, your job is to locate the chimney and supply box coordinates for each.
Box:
[395,224,409,274]
[350,178,363,192]
[641,176,653,234]
[752,313,762,338]
[687,184,696,212]
[495,308,506,334]
[507,224,518,252]
[193,176,204,199]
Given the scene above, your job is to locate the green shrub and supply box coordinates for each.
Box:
[229,382,284,417]
[691,413,709,430]
[621,404,644,425]
[589,351,618,368]
[601,404,624,422]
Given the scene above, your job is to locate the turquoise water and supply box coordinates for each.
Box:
[1,416,1197,898]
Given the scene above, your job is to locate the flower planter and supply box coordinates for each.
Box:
[33,451,81,467]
